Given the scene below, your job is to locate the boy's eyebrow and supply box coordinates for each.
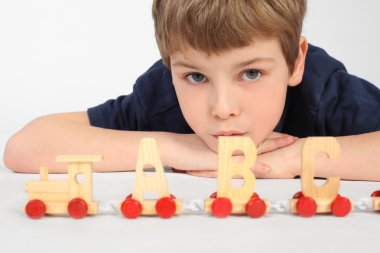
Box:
[171,61,200,69]
[235,57,276,68]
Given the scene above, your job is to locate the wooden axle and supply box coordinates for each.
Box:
[205,197,270,215]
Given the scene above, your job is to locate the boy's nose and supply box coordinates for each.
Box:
[210,89,240,120]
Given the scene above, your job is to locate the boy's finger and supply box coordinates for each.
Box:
[251,161,271,177]
[266,132,291,139]
[172,168,187,173]
[257,135,297,154]
[186,170,217,178]
[186,162,270,179]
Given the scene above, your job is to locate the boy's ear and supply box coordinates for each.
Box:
[288,36,308,87]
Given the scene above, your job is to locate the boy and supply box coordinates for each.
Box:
[4,0,380,180]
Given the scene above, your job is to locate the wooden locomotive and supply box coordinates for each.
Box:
[25,155,101,219]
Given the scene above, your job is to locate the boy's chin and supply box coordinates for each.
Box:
[202,138,218,153]
[206,142,218,153]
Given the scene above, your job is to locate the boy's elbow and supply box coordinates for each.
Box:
[4,112,89,173]
[4,134,19,172]
[3,132,35,173]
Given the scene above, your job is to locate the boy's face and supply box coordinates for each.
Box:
[170,38,305,152]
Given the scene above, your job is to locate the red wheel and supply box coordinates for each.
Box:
[246,197,266,218]
[296,196,317,217]
[331,196,351,217]
[68,198,88,219]
[121,198,142,219]
[156,197,176,218]
[211,197,232,218]
[25,199,46,219]
[292,191,304,199]
[371,190,380,197]
[210,192,217,198]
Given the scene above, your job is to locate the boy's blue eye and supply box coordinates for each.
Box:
[242,70,261,81]
[186,73,206,83]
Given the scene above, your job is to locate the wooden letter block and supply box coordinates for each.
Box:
[205,136,269,218]
[120,138,182,219]
[290,137,352,217]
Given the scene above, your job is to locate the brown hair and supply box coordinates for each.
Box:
[152,0,307,73]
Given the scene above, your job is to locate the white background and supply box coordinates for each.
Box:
[1,0,380,169]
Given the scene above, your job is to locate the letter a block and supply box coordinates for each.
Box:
[290,137,352,217]
[120,138,183,219]
[205,136,269,218]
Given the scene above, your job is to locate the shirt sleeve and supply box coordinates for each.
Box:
[275,44,380,137]
[317,70,380,136]
[87,92,149,130]
[86,59,188,132]
[86,61,167,131]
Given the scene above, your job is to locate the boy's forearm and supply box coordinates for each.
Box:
[4,114,175,173]
[301,131,380,181]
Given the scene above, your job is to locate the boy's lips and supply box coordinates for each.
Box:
[212,131,246,138]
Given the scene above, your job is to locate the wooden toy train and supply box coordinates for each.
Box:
[24,137,380,219]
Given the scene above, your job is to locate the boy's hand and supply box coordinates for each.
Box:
[167,134,218,172]
[185,132,298,178]
[256,132,299,154]
[254,137,304,179]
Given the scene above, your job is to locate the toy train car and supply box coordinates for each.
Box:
[204,137,269,218]
[289,138,352,217]
[25,155,101,219]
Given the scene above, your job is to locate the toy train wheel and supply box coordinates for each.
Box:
[25,199,46,219]
[156,196,176,218]
[371,190,380,197]
[121,198,142,219]
[211,197,232,218]
[331,196,351,217]
[246,195,266,218]
[68,198,88,219]
[296,196,317,217]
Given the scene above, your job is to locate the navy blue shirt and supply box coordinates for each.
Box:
[87,44,380,137]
